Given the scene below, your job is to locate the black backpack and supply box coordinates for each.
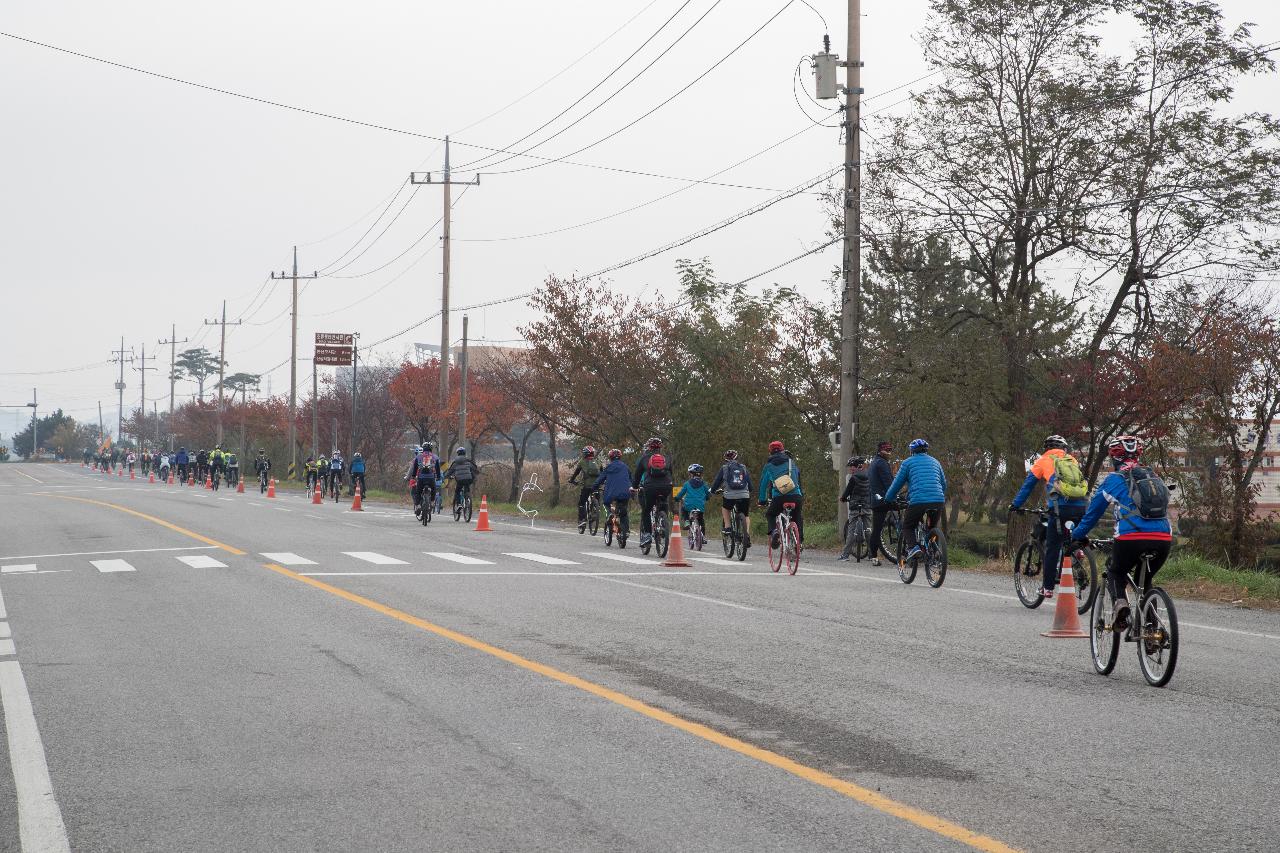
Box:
[1123,466,1170,521]
[726,462,747,490]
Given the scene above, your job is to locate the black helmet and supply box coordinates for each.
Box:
[847,456,866,467]
[723,449,738,461]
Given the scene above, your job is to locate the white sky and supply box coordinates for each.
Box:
[1,0,1277,440]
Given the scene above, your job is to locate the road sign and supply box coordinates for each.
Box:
[315,332,354,347]
[314,345,353,367]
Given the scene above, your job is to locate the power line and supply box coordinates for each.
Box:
[314,177,412,273]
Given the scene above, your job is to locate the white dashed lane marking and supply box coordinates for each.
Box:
[1,565,37,574]
[175,555,228,569]
[260,552,317,566]
[425,552,495,565]
[90,559,136,573]
[344,552,408,565]
[505,553,580,566]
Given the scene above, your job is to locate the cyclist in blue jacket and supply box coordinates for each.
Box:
[594,449,633,539]
[883,438,947,565]
[758,441,804,545]
[675,464,711,532]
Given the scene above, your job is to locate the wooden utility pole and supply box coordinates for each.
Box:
[159,325,188,451]
[459,314,469,450]
[204,300,241,445]
[110,338,134,444]
[133,344,157,448]
[837,0,862,523]
[411,136,480,411]
[271,247,317,479]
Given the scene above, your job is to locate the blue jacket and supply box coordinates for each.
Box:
[594,459,633,503]
[869,455,894,509]
[350,457,366,474]
[675,479,710,511]
[884,452,947,505]
[1074,469,1172,542]
[758,452,802,502]
[175,450,189,465]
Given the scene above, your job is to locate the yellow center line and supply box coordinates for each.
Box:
[32,493,246,555]
[34,494,1019,852]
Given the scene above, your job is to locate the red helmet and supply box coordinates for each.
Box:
[649,453,667,470]
[608,448,622,460]
[582,445,596,458]
[1108,435,1144,463]
[768,440,784,453]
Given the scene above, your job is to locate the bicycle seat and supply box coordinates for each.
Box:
[782,502,797,509]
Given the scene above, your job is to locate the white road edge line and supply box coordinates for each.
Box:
[589,576,756,610]
[300,571,780,577]
[0,660,72,853]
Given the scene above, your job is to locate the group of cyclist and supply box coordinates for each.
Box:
[406,442,479,518]
[833,431,1171,632]
[566,437,807,551]
[304,451,368,498]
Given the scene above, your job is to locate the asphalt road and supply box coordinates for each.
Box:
[1,462,1278,852]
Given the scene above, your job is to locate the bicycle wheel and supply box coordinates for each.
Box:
[734,513,748,561]
[640,515,652,554]
[882,513,901,560]
[422,496,433,524]
[896,534,917,584]
[924,528,947,588]
[853,519,869,562]
[1137,587,1179,687]
[768,526,782,572]
[1073,549,1099,616]
[655,512,669,558]
[453,495,463,522]
[1090,574,1119,675]
[785,522,801,575]
[1014,542,1045,609]
[587,497,599,535]
[722,514,734,557]
[464,493,473,523]
[604,512,615,547]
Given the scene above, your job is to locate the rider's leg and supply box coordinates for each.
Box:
[1043,505,1084,592]
[901,504,927,551]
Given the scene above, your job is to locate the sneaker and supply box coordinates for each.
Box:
[871,558,881,567]
[905,546,922,562]
[640,534,652,547]
[836,555,850,562]
[770,533,781,550]
[1040,587,1055,600]
[1112,598,1131,632]
[578,522,587,534]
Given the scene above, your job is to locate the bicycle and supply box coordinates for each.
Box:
[716,492,749,562]
[1087,538,1179,687]
[878,507,901,561]
[452,482,474,522]
[768,502,801,575]
[584,489,602,536]
[1010,507,1098,613]
[327,472,343,502]
[893,501,947,587]
[603,499,627,548]
[419,483,434,525]
[258,469,270,494]
[685,509,706,552]
[211,468,222,491]
[641,502,669,558]
[842,505,872,562]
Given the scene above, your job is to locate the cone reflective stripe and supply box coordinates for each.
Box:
[350,485,363,511]
[236,476,245,494]
[663,513,692,568]
[1042,555,1089,638]
[312,480,323,505]
[474,494,493,532]
[267,478,276,499]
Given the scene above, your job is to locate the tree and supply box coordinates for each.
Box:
[219,372,262,405]
[174,348,224,402]
[11,408,76,458]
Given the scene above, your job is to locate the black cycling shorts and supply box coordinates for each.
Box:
[722,497,751,514]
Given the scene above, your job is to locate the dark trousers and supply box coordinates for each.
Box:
[607,498,630,537]
[576,485,594,522]
[640,486,669,535]
[412,479,435,509]
[765,494,804,542]
[869,507,892,557]
[1109,539,1172,603]
[1043,505,1085,590]
[902,502,944,550]
[351,472,366,495]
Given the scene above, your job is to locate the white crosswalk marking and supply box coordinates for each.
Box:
[1,565,37,574]
[583,552,653,565]
[505,553,580,566]
[344,552,408,565]
[0,640,14,657]
[0,623,10,639]
[175,555,228,569]
[91,559,136,573]
[426,552,495,565]
[260,553,317,566]
[689,556,752,567]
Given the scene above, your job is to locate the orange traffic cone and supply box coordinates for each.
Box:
[312,480,323,505]
[474,494,493,532]
[267,478,277,499]
[118,466,123,478]
[205,473,213,489]
[148,471,155,483]
[663,513,692,567]
[130,468,135,480]
[1042,555,1089,638]
[236,476,244,494]
[168,471,175,485]
[350,485,363,511]
[188,472,195,486]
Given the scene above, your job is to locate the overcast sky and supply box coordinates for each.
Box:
[2,0,1277,441]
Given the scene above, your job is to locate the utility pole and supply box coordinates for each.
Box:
[159,325,188,451]
[834,1,862,525]
[411,136,480,411]
[110,338,135,444]
[98,401,104,446]
[459,314,469,450]
[133,344,157,449]
[204,300,241,445]
[272,247,318,480]
[348,334,360,462]
[311,361,319,460]
[30,388,37,460]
